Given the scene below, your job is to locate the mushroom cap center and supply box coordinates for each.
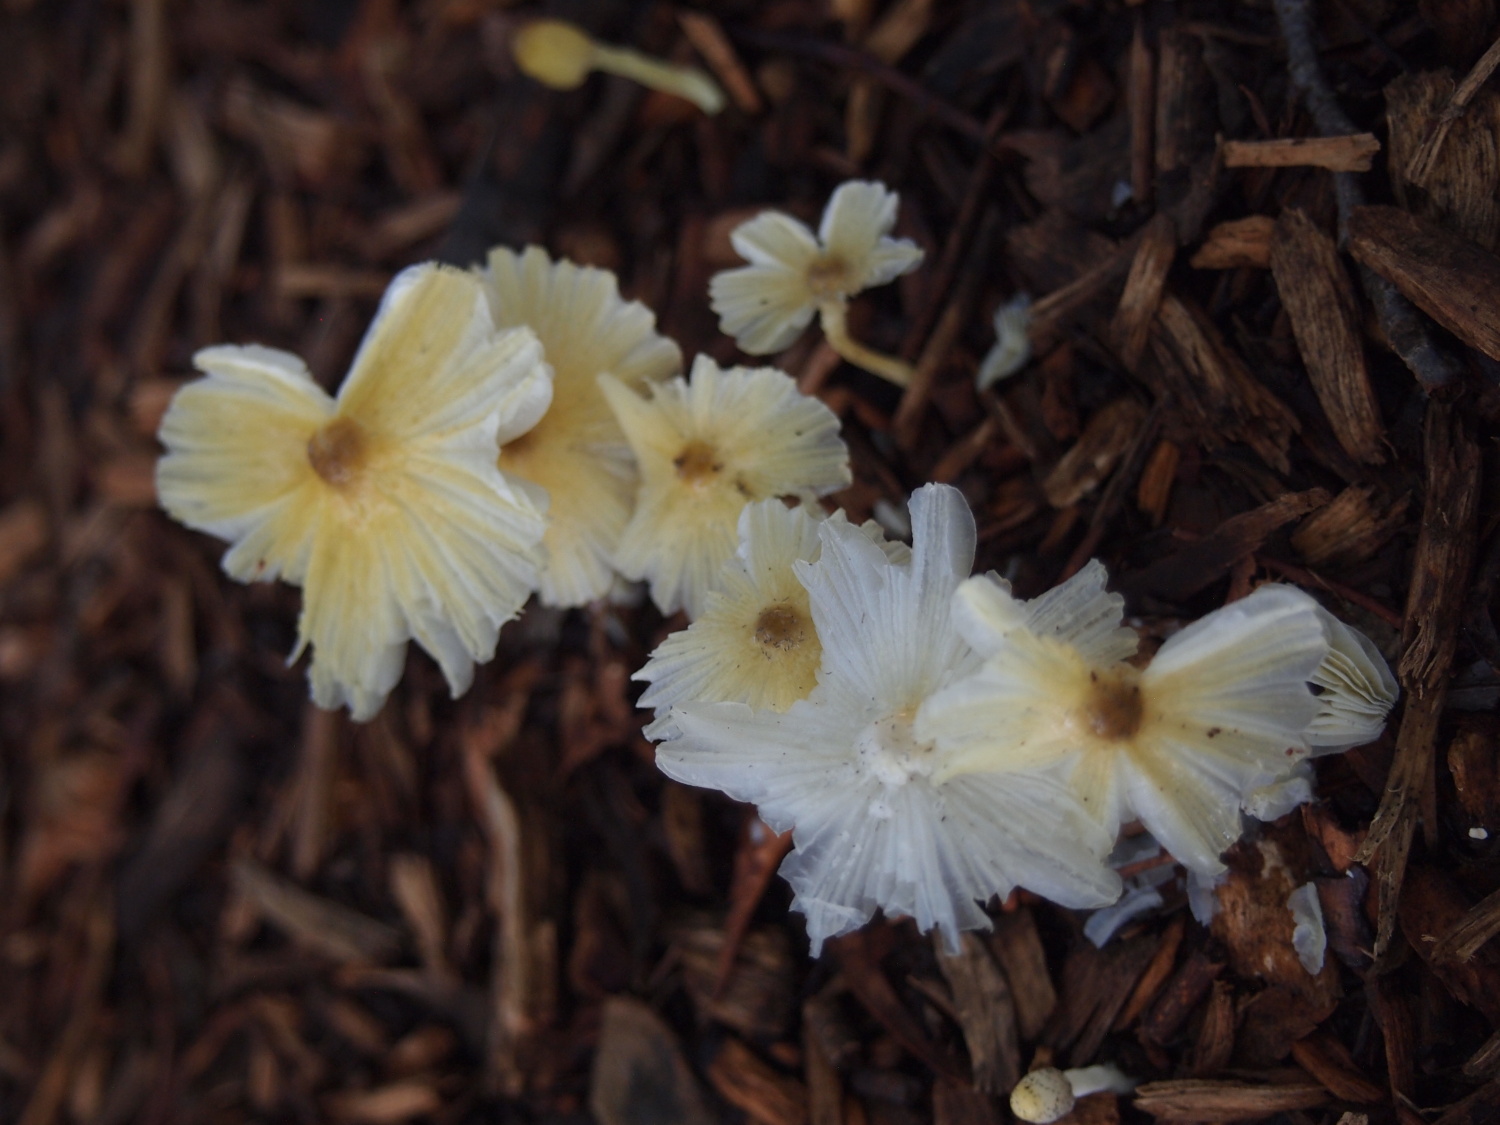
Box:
[754,602,807,652]
[1082,667,1144,742]
[673,440,722,487]
[805,254,854,301]
[856,708,934,795]
[307,417,368,488]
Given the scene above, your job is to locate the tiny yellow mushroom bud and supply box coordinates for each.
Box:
[512,18,726,114]
[1011,1068,1075,1124]
[1011,1064,1137,1124]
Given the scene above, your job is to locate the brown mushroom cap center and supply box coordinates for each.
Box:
[754,603,807,651]
[674,440,722,486]
[307,417,368,488]
[806,254,853,301]
[1083,667,1144,741]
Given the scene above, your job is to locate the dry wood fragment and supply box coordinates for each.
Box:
[1142,293,1299,473]
[1140,951,1223,1046]
[1042,398,1149,509]
[0,498,48,586]
[678,11,762,114]
[1189,215,1274,269]
[1113,915,1184,1032]
[1109,214,1176,372]
[1448,724,1500,830]
[1222,134,1380,172]
[388,854,452,981]
[1044,932,1157,1066]
[1185,980,1234,1076]
[1134,440,1179,527]
[1127,15,1155,206]
[715,816,794,997]
[1366,975,1416,1104]
[935,933,1020,1094]
[1348,204,1500,361]
[1387,71,1500,251]
[1133,1078,1329,1120]
[277,264,393,300]
[933,1079,1002,1125]
[1291,487,1408,567]
[1154,30,1214,181]
[1290,1034,1385,1102]
[589,998,716,1125]
[323,1080,442,1123]
[1401,33,1500,188]
[830,932,968,1082]
[1356,403,1481,957]
[1270,209,1385,464]
[1466,1031,1500,1079]
[709,1038,810,1125]
[804,1017,843,1125]
[803,983,862,1073]
[673,921,797,1040]
[231,858,401,964]
[1125,488,1331,601]
[1408,872,1500,1021]
[1432,1077,1500,1125]
[988,909,1056,1040]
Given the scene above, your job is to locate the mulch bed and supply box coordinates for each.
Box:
[3,0,1500,1122]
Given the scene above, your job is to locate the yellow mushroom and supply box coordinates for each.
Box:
[512,19,725,114]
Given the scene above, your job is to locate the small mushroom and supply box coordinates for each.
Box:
[1010,1065,1137,1124]
[512,19,725,114]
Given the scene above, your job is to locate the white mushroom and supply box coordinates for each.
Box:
[1010,1064,1137,1125]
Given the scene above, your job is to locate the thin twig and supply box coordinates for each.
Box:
[1272,0,1462,394]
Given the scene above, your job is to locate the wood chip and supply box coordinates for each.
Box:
[1270,208,1385,464]
[1222,134,1380,172]
[1109,213,1176,372]
[708,1038,809,1125]
[1043,398,1150,509]
[589,997,716,1125]
[1189,215,1275,269]
[935,934,1020,1094]
[230,858,401,965]
[1348,204,1500,362]
[988,908,1057,1041]
[1290,486,1408,568]
[1133,1078,1330,1120]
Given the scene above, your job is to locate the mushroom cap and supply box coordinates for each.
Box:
[513,20,595,89]
[1011,1068,1076,1124]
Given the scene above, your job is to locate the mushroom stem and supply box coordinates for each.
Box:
[589,42,726,114]
[511,18,724,114]
[818,302,915,388]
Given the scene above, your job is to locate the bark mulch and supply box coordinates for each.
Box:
[3,0,1500,1123]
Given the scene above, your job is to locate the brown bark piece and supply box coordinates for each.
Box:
[230,859,401,965]
[1270,209,1385,464]
[1222,134,1380,172]
[1133,1078,1329,1120]
[590,998,716,1125]
[935,934,1020,1094]
[1449,723,1500,829]
[673,922,798,1040]
[933,1079,1003,1125]
[1184,981,1234,1076]
[0,498,48,587]
[1290,1035,1386,1102]
[1141,292,1300,473]
[1109,214,1176,372]
[989,909,1057,1041]
[1189,216,1275,270]
[1291,486,1409,567]
[1348,205,1500,361]
[1042,398,1150,509]
[1432,1077,1500,1125]
[1114,914,1184,1032]
[1357,403,1482,956]
[1125,487,1331,602]
[708,1038,810,1125]
[1405,868,1500,1021]
[1044,932,1157,1066]
[1140,951,1224,1046]
[1387,71,1500,250]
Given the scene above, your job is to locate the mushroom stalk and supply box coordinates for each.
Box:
[512,19,725,114]
[818,302,915,388]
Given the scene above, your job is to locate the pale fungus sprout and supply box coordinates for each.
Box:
[709,181,924,387]
[599,355,850,619]
[512,18,725,114]
[656,485,1121,955]
[634,499,909,739]
[156,265,552,720]
[476,246,681,608]
[916,564,1398,877]
[1010,1065,1137,1125]
[976,292,1032,390]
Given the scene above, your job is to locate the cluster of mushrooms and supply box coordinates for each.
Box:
[156,174,1398,970]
